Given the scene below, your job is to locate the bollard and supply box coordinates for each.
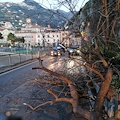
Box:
[19,53,21,63]
[8,54,12,66]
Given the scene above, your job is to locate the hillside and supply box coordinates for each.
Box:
[0,0,73,28]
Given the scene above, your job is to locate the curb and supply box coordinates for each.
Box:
[0,59,38,74]
[0,54,46,74]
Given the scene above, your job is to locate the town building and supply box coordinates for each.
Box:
[4,22,14,29]
[0,28,14,43]
[0,18,76,48]
[61,30,72,47]
[15,18,61,47]
[44,25,61,47]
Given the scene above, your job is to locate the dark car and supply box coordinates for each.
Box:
[74,48,81,55]
[68,47,80,56]
[50,48,62,56]
[68,48,75,55]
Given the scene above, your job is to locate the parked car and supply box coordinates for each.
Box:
[68,47,80,56]
[74,48,81,55]
[68,48,74,55]
[50,48,62,56]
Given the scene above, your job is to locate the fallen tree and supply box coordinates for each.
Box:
[23,55,119,120]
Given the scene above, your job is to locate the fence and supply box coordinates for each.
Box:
[0,47,45,72]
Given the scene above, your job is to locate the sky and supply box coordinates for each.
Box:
[0,0,89,12]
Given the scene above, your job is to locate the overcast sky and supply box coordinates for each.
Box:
[0,0,89,12]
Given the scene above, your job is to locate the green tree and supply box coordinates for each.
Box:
[0,32,3,39]
[15,37,25,43]
[7,33,16,44]
[7,33,25,44]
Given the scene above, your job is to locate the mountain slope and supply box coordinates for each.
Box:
[0,0,73,28]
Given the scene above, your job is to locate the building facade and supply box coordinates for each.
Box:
[0,28,14,43]
[15,21,61,47]
[0,18,77,48]
[61,31,72,47]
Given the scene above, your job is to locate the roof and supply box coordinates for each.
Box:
[31,25,43,29]
[0,28,6,31]
[46,24,53,30]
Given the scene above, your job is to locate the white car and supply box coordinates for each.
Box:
[51,48,62,56]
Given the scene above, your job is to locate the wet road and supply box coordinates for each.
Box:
[0,56,60,98]
[0,55,85,120]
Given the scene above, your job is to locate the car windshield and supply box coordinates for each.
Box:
[52,48,57,51]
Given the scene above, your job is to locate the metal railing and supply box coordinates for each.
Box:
[0,47,46,72]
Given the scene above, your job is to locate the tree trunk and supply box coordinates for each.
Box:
[91,68,113,120]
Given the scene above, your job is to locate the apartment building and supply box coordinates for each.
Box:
[61,31,72,47]
[0,28,14,43]
[15,18,62,47]
[0,18,74,48]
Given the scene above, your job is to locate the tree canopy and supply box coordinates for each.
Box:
[7,33,25,44]
[0,32,3,39]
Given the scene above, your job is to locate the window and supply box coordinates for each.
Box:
[47,35,49,37]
